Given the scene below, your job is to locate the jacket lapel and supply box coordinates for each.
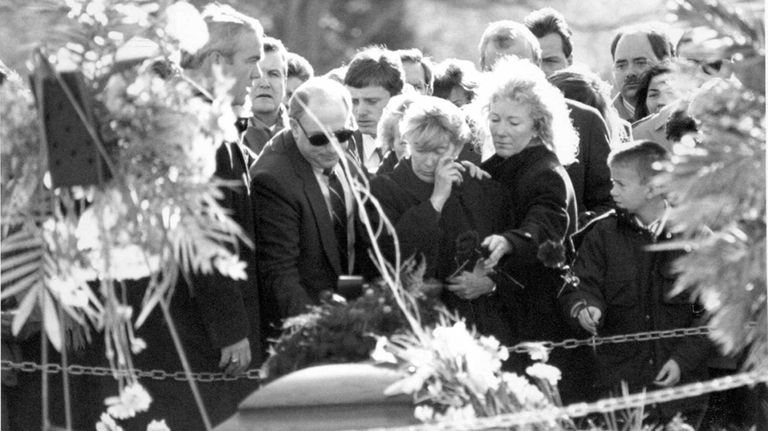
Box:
[284,132,343,275]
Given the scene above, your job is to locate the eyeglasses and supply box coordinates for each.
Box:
[294,119,354,147]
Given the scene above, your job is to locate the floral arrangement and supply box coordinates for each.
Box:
[1,0,247,426]
[375,315,572,429]
[261,259,443,381]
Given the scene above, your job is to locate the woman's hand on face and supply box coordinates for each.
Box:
[481,234,512,267]
[430,157,464,212]
[459,161,491,180]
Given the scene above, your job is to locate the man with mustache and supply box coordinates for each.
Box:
[244,37,290,155]
[610,24,675,121]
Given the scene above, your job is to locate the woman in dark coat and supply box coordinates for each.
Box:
[478,58,592,402]
[370,96,514,345]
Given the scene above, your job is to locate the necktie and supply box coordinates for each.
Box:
[324,168,348,271]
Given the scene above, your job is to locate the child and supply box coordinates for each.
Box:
[560,140,711,426]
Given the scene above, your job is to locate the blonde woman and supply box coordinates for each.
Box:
[370,96,513,344]
[478,57,589,400]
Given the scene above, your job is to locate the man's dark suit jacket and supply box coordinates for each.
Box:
[564,99,614,219]
[251,129,365,337]
[127,140,261,430]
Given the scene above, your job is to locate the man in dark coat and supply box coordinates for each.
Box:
[251,77,371,339]
[243,36,290,155]
[126,5,265,430]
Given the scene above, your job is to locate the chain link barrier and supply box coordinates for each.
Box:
[0,360,261,383]
[353,368,768,431]
[508,325,711,354]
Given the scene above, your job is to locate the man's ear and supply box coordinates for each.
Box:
[288,117,300,139]
[646,179,666,200]
[567,55,573,66]
[209,50,224,65]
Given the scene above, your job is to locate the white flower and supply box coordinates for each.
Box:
[370,336,397,364]
[439,404,476,422]
[90,245,160,281]
[114,3,150,26]
[105,383,152,419]
[213,253,247,280]
[146,419,171,431]
[502,372,546,406]
[516,341,550,363]
[131,338,147,354]
[96,412,124,431]
[463,346,500,394]
[47,274,90,309]
[414,405,435,423]
[479,335,509,361]
[526,363,562,386]
[384,365,434,396]
[165,1,209,53]
[432,321,475,359]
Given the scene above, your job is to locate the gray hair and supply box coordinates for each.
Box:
[180,3,264,70]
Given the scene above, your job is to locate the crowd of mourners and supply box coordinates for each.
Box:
[2,3,763,431]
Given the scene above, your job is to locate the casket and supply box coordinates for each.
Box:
[215,363,417,430]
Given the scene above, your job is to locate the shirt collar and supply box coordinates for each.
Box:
[633,200,670,241]
[621,96,636,117]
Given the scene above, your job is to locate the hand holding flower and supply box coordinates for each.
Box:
[447,259,495,300]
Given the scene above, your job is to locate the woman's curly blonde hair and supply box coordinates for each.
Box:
[478,57,579,165]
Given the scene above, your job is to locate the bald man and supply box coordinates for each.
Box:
[251,78,372,337]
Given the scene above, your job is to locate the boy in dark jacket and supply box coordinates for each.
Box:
[560,140,711,426]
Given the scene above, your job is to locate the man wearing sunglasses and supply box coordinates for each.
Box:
[251,77,371,340]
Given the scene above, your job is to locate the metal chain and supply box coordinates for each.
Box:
[508,325,711,354]
[354,368,768,431]
[0,360,261,382]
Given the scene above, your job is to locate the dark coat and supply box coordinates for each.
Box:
[564,99,614,220]
[482,145,578,341]
[126,141,262,430]
[251,129,369,336]
[369,158,514,343]
[242,104,289,155]
[482,144,593,403]
[560,209,712,415]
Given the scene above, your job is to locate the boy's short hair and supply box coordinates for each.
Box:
[343,46,405,96]
[608,140,670,182]
[286,52,314,82]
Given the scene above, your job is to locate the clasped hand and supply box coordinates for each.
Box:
[447,258,495,300]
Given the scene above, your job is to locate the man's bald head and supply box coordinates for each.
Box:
[288,77,352,126]
[288,78,354,170]
[479,20,542,71]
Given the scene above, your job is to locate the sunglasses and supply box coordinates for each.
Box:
[295,119,354,147]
